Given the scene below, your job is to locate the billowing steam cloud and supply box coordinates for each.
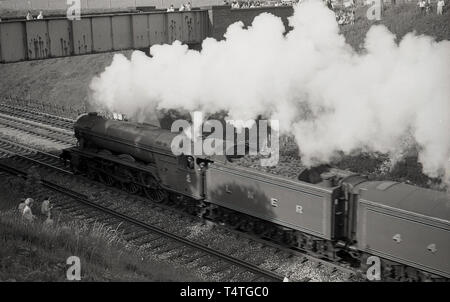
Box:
[90,0,450,183]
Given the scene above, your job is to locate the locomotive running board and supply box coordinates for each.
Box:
[63,147,160,178]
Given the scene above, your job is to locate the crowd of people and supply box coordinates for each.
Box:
[17,196,53,225]
[226,0,446,19]
[417,0,446,15]
[230,0,298,9]
[325,0,356,26]
[335,8,355,25]
[1,1,445,22]
[0,11,44,22]
[167,2,193,12]
[26,11,45,20]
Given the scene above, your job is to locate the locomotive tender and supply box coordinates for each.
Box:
[61,112,450,281]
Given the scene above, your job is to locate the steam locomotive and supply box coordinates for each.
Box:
[61,112,450,281]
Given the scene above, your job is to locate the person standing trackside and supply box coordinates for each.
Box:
[41,197,52,217]
[37,11,44,19]
[18,198,26,214]
[22,198,36,222]
[437,0,445,14]
[44,211,54,226]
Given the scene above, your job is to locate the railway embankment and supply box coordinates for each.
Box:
[0,176,197,281]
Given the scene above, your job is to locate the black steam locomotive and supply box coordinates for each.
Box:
[61,112,450,281]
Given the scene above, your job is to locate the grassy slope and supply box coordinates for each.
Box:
[0,51,132,117]
[0,176,197,281]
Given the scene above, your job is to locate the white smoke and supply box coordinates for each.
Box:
[90,0,450,183]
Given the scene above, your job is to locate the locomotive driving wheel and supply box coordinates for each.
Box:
[253,221,267,235]
[84,161,98,181]
[118,168,140,194]
[99,172,114,186]
[86,169,97,180]
[140,173,166,203]
[227,214,241,228]
[123,181,140,194]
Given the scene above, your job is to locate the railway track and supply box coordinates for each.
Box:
[0,113,75,146]
[0,137,72,174]
[0,108,360,281]
[0,137,355,280]
[0,102,75,131]
[0,140,286,282]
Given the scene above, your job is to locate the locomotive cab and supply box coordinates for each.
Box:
[169,153,206,199]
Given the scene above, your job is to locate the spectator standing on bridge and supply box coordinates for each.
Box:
[418,0,426,13]
[437,0,445,14]
[350,9,355,24]
[338,12,346,25]
[167,5,175,12]
[186,2,192,10]
[425,0,432,13]
[180,4,186,11]
[37,11,44,20]
[26,11,34,20]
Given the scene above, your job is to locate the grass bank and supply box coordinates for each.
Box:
[0,210,198,281]
[0,174,198,282]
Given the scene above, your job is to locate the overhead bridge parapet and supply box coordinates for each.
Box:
[0,10,211,63]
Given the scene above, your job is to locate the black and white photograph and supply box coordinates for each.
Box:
[0,0,448,288]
